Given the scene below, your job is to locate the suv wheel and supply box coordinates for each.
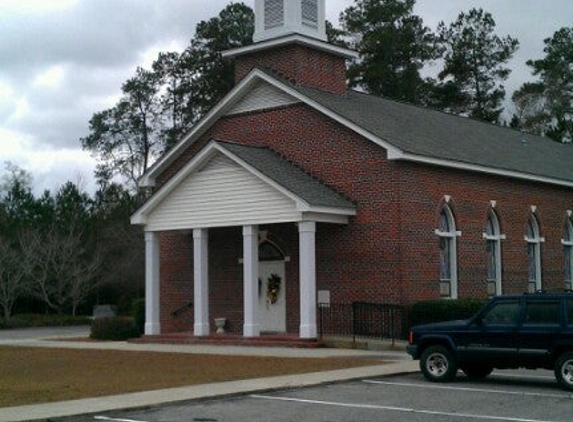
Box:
[555,352,573,391]
[462,365,493,379]
[420,345,457,382]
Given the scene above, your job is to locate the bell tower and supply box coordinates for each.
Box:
[253,0,327,43]
[223,0,358,94]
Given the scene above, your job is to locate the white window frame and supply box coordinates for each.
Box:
[435,205,461,299]
[525,212,544,293]
[483,210,506,296]
[563,216,573,290]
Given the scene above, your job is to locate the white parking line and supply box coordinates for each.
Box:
[363,380,573,399]
[250,395,562,422]
[94,416,148,422]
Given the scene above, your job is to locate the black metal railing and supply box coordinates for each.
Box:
[171,302,193,318]
[318,301,406,344]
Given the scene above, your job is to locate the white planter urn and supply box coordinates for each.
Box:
[214,318,227,334]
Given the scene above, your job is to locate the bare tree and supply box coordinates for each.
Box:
[21,226,102,316]
[0,238,28,322]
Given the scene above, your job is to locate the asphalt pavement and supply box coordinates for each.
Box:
[54,370,571,422]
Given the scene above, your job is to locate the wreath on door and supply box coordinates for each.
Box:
[266,273,282,305]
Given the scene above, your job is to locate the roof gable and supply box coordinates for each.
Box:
[139,68,403,188]
[132,141,355,229]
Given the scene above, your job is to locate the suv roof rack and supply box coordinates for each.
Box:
[525,289,573,295]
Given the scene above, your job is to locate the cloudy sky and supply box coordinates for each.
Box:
[1,0,571,195]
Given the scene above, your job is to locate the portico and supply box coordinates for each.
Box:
[132,141,356,339]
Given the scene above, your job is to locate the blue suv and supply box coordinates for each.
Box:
[407,292,573,390]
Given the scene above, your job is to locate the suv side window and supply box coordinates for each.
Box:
[524,301,560,325]
[567,300,573,325]
[482,301,520,325]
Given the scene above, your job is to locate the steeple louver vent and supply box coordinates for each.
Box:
[302,0,318,27]
[265,0,284,29]
[253,0,327,43]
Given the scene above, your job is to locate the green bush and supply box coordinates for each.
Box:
[90,317,139,341]
[408,298,487,328]
[0,314,91,329]
[131,298,145,335]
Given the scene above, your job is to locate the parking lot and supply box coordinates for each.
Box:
[60,369,572,422]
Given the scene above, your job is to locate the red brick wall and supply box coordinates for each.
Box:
[159,231,193,333]
[233,44,348,94]
[155,103,573,334]
[396,162,573,303]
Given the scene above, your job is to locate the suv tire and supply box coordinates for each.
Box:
[462,365,493,379]
[555,352,573,391]
[420,345,457,382]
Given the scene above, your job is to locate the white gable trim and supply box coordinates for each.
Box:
[222,34,358,59]
[132,141,355,227]
[388,150,573,189]
[140,68,573,191]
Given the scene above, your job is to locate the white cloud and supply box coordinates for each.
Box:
[7,97,31,122]
[0,0,79,14]
[0,128,97,195]
[32,65,67,89]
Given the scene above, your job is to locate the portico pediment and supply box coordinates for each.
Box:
[131,141,356,231]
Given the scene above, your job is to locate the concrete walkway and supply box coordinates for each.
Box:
[0,327,417,422]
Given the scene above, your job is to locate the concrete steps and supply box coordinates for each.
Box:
[130,332,325,349]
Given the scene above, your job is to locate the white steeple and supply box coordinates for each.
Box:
[253,0,327,43]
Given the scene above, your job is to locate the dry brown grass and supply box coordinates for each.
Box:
[0,346,381,408]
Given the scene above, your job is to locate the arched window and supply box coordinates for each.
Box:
[484,210,503,296]
[259,240,285,261]
[436,205,458,299]
[564,217,573,290]
[525,213,543,292]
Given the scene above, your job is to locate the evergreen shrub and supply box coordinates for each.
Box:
[408,298,487,328]
[90,317,139,341]
[131,298,146,335]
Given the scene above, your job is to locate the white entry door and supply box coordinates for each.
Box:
[258,261,286,333]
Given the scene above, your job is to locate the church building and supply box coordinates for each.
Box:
[132,0,573,340]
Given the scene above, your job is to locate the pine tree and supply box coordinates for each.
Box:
[340,0,439,104]
[434,8,519,123]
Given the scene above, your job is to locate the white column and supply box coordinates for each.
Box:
[193,229,210,337]
[299,221,317,339]
[144,232,160,335]
[243,225,260,337]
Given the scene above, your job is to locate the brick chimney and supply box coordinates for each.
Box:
[222,0,357,94]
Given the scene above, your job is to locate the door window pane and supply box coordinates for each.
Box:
[482,301,519,325]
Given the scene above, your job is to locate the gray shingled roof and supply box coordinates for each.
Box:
[217,141,355,210]
[289,84,573,184]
